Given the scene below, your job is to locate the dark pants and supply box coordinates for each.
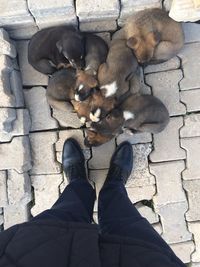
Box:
[33,179,171,251]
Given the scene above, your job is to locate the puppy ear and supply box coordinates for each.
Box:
[127,37,140,50]
[56,41,63,53]
[88,76,98,88]
[148,31,161,46]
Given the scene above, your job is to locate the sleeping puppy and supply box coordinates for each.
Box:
[28,26,84,74]
[46,68,76,112]
[74,34,108,102]
[124,8,184,64]
[72,89,116,124]
[98,39,138,99]
[84,129,114,147]
[91,94,169,138]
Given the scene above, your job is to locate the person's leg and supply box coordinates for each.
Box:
[98,142,172,251]
[32,138,96,223]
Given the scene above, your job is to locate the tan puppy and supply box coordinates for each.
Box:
[124,8,184,64]
[84,129,114,147]
[98,39,138,99]
[91,94,169,138]
[46,68,76,112]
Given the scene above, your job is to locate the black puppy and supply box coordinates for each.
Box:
[28,26,84,74]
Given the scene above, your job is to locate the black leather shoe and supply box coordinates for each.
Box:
[62,138,87,182]
[105,141,133,184]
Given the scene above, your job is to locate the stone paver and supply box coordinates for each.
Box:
[179,43,200,91]
[3,204,29,229]
[188,222,200,263]
[156,202,192,244]
[0,171,8,207]
[181,137,200,180]
[170,241,195,264]
[150,117,186,162]
[117,132,152,145]
[0,136,32,173]
[8,25,39,40]
[24,87,58,131]
[52,109,82,128]
[118,0,162,26]
[135,203,159,224]
[89,139,116,169]
[181,89,200,113]
[144,57,180,74]
[150,161,186,206]
[28,0,77,29]
[183,23,200,43]
[89,169,107,196]
[0,108,30,142]
[16,40,48,86]
[127,185,156,203]
[30,132,61,175]
[31,174,63,216]
[0,28,16,58]
[181,114,200,138]
[80,20,117,32]
[184,180,200,221]
[7,170,32,205]
[145,70,186,116]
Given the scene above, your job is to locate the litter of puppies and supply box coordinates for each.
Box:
[28,8,184,147]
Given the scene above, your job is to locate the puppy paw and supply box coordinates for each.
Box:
[75,94,80,102]
[80,117,86,124]
[89,108,101,122]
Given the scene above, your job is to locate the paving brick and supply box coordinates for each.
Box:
[8,25,39,40]
[89,169,107,196]
[118,0,162,26]
[3,204,29,229]
[150,161,186,206]
[31,174,63,216]
[0,28,16,58]
[127,185,156,203]
[144,57,180,74]
[52,109,82,128]
[156,202,192,244]
[76,0,120,22]
[181,89,200,113]
[0,108,30,142]
[16,40,48,86]
[184,180,200,221]
[89,139,116,169]
[28,0,77,29]
[181,114,200,138]
[0,136,32,173]
[0,0,35,29]
[117,132,152,145]
[183,23,200,43]
[7,170,31,205]
[179,43,200,91]
[170,241,195,263]
[80,20,117,32]
[150,117,186,162]
[0,171,8,207]
[127,144,155,187]
[29,132,61,175]
[24,87,58,131]
[189,263,200,267]
[135,203,159,224]
[181,137,200,180]
[145,70,186,116]
[188,222,200,262]
[10,70,25,107]
[163,0,173,11]
[153,223,163,235]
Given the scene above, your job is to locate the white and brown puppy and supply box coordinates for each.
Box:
[98,39,138,99]
[91,94,170,138]
[74,34,108,102]
[124,8,184,64]
[46,68,76,112]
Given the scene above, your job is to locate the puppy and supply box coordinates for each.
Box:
[92,94,169,137]
[46,68,76,112]
[84,129,114,147]
[98,39,138,99]
[74,34,108,102]
[124,8,184,64]
[28,26,84,74]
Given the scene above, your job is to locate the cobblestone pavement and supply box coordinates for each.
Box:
[0,1,200,266]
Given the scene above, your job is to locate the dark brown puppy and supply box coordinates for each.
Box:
[28,26,84,74]
[98,39,138,99]
[124,8,184,64]
[74,34,108,102]
[46,68,76,112]
[91,94,169,138]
